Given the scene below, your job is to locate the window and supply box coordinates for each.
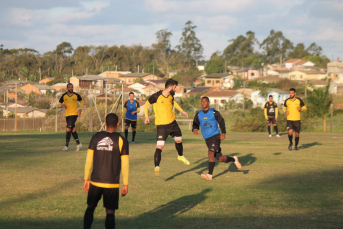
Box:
[221,100,225,103]
[207,80,211,84]
[128,79,131,82]
[300,75,303,79]
[216,80,220,84]
[214,99,217,103]
[291,75,295,79]
[251,73,255,76]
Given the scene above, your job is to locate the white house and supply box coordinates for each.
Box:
[250,88,289,108]
[285,59,315,69]
[128,82,151,94]
[201,90,244,107]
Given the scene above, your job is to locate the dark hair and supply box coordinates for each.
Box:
[67,83,73,88]
[269,95,273,98]
[129,92,134,96]
[289,88,296,92]
[165,79,178,88]
[106,113,118,128]
[201,96,210,102]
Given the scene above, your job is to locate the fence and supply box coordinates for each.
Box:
[0,118,45,132]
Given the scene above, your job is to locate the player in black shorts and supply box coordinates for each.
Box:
[192,97,241,180]
[83,113,129,229]
[264,95,280,137]
[122,92,140,143]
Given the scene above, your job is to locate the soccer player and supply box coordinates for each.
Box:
[59,83,83,151]
[144,79,190,176]
[283,88,307,151]
[122,92,140,143]
[192,97,241,181]
[83,113,129,229]
[264,95,280,137]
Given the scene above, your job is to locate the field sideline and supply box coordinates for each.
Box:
[0,127,342,229]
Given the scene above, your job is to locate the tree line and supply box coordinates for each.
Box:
[0,21,330,84]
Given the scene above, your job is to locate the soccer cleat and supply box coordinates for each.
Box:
[154,166,160,176]
[276,134,281,137]
[62,146,68,151]
[233,156,242,170]
[269,135,272,137]
[178,155,190,165]
[201,174,212,180]
[294,146,299,151]
[131,141,135,144]
[288,144,292,151]
[76,143,82,151]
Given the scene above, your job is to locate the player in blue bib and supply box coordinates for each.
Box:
[192,97,241,180]
[122,92,140,143]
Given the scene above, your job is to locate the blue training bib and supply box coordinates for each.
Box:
[198,108,220,139]
[126,100,138,120]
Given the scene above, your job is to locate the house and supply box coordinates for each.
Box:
[98,71,131,79]
[204,73,233,87]
[329,81,343,96]
[242,66,260,80]
[142,85,161,96]
[52,83,68,92]
[327,61,343,84]
[20,84,55,95]
[304,80,328,90]
[3,107,48,118]
[284,59,315,69]
[236,88,253,99]
[288,69,326,81]
[201,90,244,107]
[193,78,203,87]
[128,82,151,95]
[187,86,212,96]
[119,73,160,85]
[39,77,54,84]
[258,76,283,84]
[250,88,289,108]
[146,80,165,85]
[69,75,104,91]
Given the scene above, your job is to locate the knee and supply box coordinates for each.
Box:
[156,145,164,150]
[125,127,129,130]
[66,128,71,132]
[175,140,182,144]
[106,209,114,214]
[268,124,271,126]
[218,156,226,162]
[132,128,136,131]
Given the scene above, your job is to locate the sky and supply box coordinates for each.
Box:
[0,0,342,60]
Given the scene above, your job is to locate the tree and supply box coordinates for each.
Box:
[172,68,201,88]
[302,55,330,68]
[176,21,203,68]
[205,59,224,74]
[288,43,309,59]
[306,81,332,132]
[260,30,293,64]
[144,62,162,76]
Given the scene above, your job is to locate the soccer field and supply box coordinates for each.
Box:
[0,129,342,229]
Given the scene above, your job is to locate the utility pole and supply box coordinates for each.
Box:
[330,104,333,132]
[122,83,124,132]
[105,83,107,131]
[15,82,17,132]
[89,85,92,132]
[55,94,58,132]
[224,60,227,73]
[153,62,155,75]
[39,67,42,81]
[305,79,307,98]
[242,81,246,110]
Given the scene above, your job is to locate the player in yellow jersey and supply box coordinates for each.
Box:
[264,95,280,137]
[144,79,190,176]
[283,88,307,151]
[83,113,129,229]
[59,83,84,151]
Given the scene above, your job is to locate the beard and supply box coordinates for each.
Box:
[170,90,175,96]
[68,89,73,93]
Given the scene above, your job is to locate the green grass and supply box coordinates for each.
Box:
[0,127,342,229]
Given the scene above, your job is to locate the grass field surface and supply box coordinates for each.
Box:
[0,127,342,229]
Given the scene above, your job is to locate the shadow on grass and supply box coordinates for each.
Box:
[299,141,322,149]
[273,152,282,155]
[165,153,257,181]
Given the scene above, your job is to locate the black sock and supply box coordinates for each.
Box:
[225,156,235,162]
[72,131,80,145]
[208,162,215,175]
[288,135,293,144]
[125,129,128,139]
[274,126,279,134]
[84,207,95,229]
[105,213,115,229]
[154,149,162,167]
[66,132,71,147]
[268,126,271,134]
[175,142,183,156]
[132,131,136,142]
[295,137,299,146]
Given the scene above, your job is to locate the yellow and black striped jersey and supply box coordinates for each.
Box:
[59,92,83,117]
[84,131,129,188]
[144,90,183,125]
[283,97,307,121]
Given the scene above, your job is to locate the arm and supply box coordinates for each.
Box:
[122,108,127,118]
[214,110,226,134]
[192,112,200,134]
[173,101,183,113]
[84,149,94,193]
[264,108,268,119]
[299,99,307,111]
[119,136,129,196]
[144,101,151,118]
[275,107,278,119]
[58,95,64,108]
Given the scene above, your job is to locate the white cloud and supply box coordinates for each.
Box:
[8,8,33,26]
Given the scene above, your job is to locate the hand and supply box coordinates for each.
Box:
[297,107,301,111]
[275,118,278,122]
[78,109,82,116]
[181,111,188,118]
[220,133,226,141]
[285,111,289,115]
[193,129,199,135]
[121,185,128,196]
[266,118,268,121]
[145,117,150,125]
[84,180,90,193]
[61,104,66,108]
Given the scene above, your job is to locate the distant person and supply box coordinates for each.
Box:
[264,95,280,137]
[144,79,190,176]
[283,88,307,151]
[59,83,83,151]
[192,97,241,181]
[83,113,129,229]
[122,92,140,143]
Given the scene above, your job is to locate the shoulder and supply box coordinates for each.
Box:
[273,102,277,106]
[296,97,305,105]
[264,102,269,106]
[74,92,82,100]
[212,109,219,114]
[149,91,162,103]
[284,98,290,105]
[60,92,67,98]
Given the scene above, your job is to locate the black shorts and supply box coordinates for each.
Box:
[287,120,301,133]
[267,117,276,124]
[157,120,182,141]
[205,134,222,159]
[125,119,137,129]
[87,184,119,210]
[66,115,78,129]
